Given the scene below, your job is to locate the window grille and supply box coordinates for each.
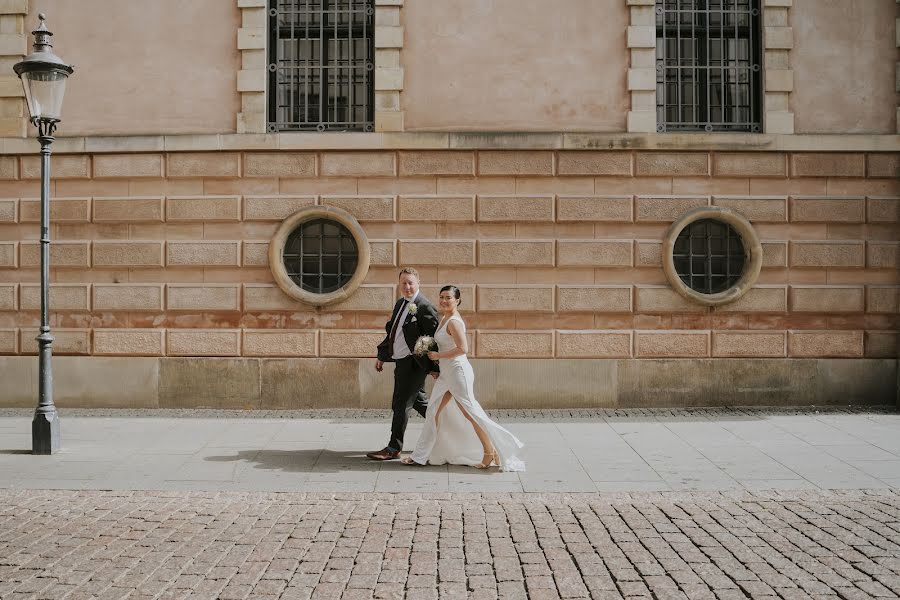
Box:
[283,218,360,294]
[656,0,761,132]
[673,219,746,294]
[268,0,374,132]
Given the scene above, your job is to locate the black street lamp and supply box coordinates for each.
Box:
[13,14,74,455]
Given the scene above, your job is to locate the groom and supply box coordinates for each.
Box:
[366,267,440,460]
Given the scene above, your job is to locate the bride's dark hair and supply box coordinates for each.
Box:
[440,285,461,301]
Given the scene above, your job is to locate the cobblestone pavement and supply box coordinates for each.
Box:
[2,489,900,600]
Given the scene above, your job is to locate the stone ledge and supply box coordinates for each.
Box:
[0,133,898,154]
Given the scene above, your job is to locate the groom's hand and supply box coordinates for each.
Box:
[375,359,384,372]
[430,372,438,379]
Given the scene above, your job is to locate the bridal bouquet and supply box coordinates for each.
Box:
[413,335,437,357]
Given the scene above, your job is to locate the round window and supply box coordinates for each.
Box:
[663,207,762,307]
[269,206,370,306]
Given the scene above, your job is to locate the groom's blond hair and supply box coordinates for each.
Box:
[398,267,419,280]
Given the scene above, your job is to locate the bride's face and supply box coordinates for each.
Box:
[438,292,459,313]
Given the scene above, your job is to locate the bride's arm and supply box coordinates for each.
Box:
[428,321,467,360]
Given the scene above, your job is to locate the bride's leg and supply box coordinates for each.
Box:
[433,391,452,432]
[454,401,496,466]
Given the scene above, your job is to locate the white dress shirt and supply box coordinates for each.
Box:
[391,290,419,360]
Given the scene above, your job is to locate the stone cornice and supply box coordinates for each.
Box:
[0,132,898,154]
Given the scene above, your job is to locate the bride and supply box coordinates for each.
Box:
[401,285,525,471]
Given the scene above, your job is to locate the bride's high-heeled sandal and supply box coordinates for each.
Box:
[401,456,425,466]
[474,451,499,469]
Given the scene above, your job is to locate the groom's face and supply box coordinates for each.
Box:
[399,273,419,299]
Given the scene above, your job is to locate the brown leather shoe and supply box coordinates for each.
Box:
[366,447,400,461]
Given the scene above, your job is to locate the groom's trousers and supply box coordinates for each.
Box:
[388,356,429,451]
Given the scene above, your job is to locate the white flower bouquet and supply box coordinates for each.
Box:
[413,335,436,357]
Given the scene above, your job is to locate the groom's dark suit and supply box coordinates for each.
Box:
[375,293,440,452]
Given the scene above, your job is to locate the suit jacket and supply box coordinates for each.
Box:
[376,293,440,372]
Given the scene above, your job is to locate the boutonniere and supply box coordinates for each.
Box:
[407,302,418,315]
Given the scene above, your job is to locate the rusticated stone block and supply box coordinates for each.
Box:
[866,153,900,178]
[635,286,707,313]
[557,152,632,176]
[477,240,554,266]
[322,195,395,221]
[243,284,300,311]
[867,197,899,223]
[325,285,396,312]
[0,283,15,311]
[477,151,553,176]
[557,240,632,267]
[865,331,898,358]
[166,152,240,178]
[93,241,163,267]
[93,329,165,356]
[166,196,241,221]
[635,152,709,177]
[712,331,786,357]
[788,330,863,357]
[711,196,787,222]
[320,152,395,177]
[866,286,899,314]
[557,196,632,222]
[243,152,316,177]
[242,241,269,267]
[398,195,475,222]
[167,330,241,356]
[789,286,864,313]
[243,195,316,221]
[399,240,476,266]
[790,153,865,178]
[398,151,474,176]
[556,331,632,358]
[20,284,90,311]
[867,242,900,269]
[476,331,554,358]
[0,242,16,267]
[634,240,661,267]
[556,285,632,313]
[477,285,554,313]
[93,197,164,222]
[20,328,91,355]
[369,240,396,266]
[789,197,865,223]
[634,331,710,357]
[167,284,241,311]
[0,156,17,180]
[166,241,241,267]
[243,330,318,357]
[21,241,91,268]
[20,197,90,223]
[319,330,384,357]
[477,196,554,222]
[635,196,708,221]
[712,153,787,177]
[160,357,260,408]
[93,284,164,311]
[93,154,164,178]
[21,155,90,179]
[716,286,787,313]
[788,241,865,268]
[0,329,16,354]
[419,284,475,312]
[0,198,16,223]
[761,241,788,268]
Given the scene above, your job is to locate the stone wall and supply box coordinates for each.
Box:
[0,149,896,377]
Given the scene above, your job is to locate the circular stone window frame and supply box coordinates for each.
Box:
[662,206,762,307]
[269,205,370,307]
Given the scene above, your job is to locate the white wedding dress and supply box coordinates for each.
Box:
[408,314,526,472]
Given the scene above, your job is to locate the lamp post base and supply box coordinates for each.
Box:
[32,410,60,455]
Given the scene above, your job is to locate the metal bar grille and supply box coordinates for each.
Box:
[268,0,374,132]
[283,219,359,294]
[673,219,746,294]
[656,0,761,133]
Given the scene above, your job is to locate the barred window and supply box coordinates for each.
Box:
[268,0,374,132]
[656,0,761,133]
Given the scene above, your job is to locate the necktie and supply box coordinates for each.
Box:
[389,299,408,345]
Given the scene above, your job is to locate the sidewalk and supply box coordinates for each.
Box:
[2,407,899,493]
